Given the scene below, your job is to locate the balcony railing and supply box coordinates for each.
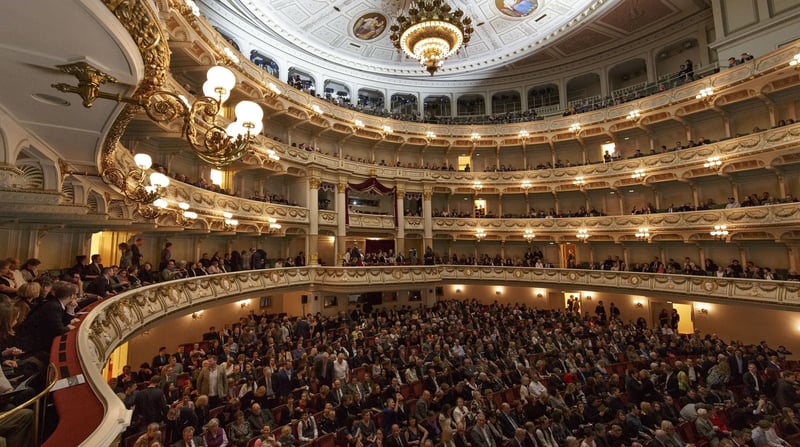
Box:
[73,265,800,444]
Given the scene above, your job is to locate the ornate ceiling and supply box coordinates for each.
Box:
[222,0,711,78]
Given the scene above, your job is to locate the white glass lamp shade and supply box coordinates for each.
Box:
[225,122,246,138]
[234,101,263,123]
[153,198,168,208]
[206,66,236,92]
[178,202,190,210]
[134,153,152,170]
[203,80,230,104]
[149,172,170,188]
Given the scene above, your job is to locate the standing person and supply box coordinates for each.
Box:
[119,242,133,270]
[595,301,607,323]
[130,237,144,268]
[196,355,227,408]
[160,242,173,271]
[133,376,167,428]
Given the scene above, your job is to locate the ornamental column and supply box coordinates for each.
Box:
[308,176,320,265]
[336,179,348,263]
[396,185,406,257]
[423,188,433,249]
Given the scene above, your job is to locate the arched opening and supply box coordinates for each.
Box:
[566,73,601,111]
[288,68,315,94]
[357,88,385,113]
[457,94,485,116]
[423,95,451,119]
[491,90,521,115]
[390,93,418,116]
[323,80,351,106]
[608,58,647,96]
[249,50,279,77]
[212,26,240,52]
[527,83,560,110]
[655,38,701,87]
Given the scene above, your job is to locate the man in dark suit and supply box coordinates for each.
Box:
[498,403,521,439]
[386,424,406,447]
[87,267,117,298]
[729,350,748,383]
[470,413,497,447]
[273,361,293,398]
[743,363,764,397]
[14,280,79,356]
[315,352,335,387]
[133,375,167,428]
[171,426,205,447]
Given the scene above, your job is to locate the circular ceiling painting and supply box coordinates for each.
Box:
[353,13,387,40]
[496,0,539,17]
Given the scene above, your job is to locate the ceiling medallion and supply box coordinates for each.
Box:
[390,0,474,76]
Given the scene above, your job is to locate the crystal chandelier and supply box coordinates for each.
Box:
[390,0,474,76]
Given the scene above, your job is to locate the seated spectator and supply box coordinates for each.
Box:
[14,280,79,358]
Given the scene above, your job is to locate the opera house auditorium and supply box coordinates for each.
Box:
[2,0,800,446]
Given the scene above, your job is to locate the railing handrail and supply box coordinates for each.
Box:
[0,363,58,446]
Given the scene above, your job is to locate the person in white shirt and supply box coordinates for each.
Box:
[528,374,547,398]
[725,197,741,209]
[333,353,350,382]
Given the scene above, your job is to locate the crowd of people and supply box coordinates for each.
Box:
[117,298,800,447]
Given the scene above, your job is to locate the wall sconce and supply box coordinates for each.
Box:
[518,130,529,141]
[223,212,239,231]
[699,308,709,314]
[267,82,282,96]
[238,300,250,309]
[576,229,590,242]
[470,132,481,141]
[569,123,581,133]
[790,53,800,67]
[426,131,437,140]
[383,125,393,134]
[52,63,263,167]
[173,202,198,226]
[585,295,592,301]
[101,152,171,218]
[573,177,586,187]
[521,180,532,191]
[696,87,714,101]
[455,288,461,293]
[704,156,722,168]
[626,109,641,121]
[495,290,501,295]
[536,293,543,298]
[191,311,203,320]
[472,181,483,192]
[354,119,365,129]
[524,229,536,243]
[635,227,650,241]
[634,301,644,308]
[311,104,323,115]
[631,169,646,181]
[475,228,487,241]
[710,225,729,240]
[267,217,282,233]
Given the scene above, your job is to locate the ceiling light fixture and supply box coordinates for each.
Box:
[390,0,474,76]
[52,63,263,167]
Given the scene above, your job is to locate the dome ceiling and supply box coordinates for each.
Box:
[228,0,710,78]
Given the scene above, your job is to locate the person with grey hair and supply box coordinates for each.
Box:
[695,408,721,447]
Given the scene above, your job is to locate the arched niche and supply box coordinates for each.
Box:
[566,73,601,104]
[527,83,560,109]
[491,90,521,115]
[357,88,385,113]
[249,50,279,77]
[212,26,240,52]
[423,95,451,118]
[323,80,351,105]
[288,68,316,94]
[655,38,700,85]
[457,94,486,117]
[14,144,59,191]
[390,93,418,116]
[608,58,647,93]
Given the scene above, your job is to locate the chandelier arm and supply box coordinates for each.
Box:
[140,90,191,124]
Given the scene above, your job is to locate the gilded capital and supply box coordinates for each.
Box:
[423,191,433,200]
[337,182,348,193]
[309,177,321,189]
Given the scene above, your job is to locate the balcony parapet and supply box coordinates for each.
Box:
[270,122,800,190]
[163,5,800,141]
[426,201,800,241]
[76,265,800,447]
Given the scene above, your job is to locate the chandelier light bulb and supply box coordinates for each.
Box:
[152,198,168,209]
[206,66,236,93]
[178,202,190,210]
[133,153,152,170]
[149,172,170,188]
